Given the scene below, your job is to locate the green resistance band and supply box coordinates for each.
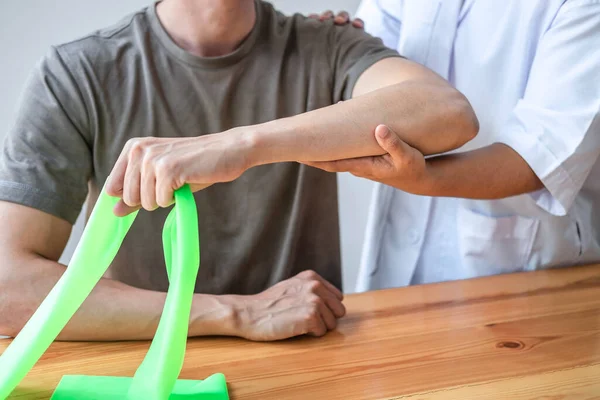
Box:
[0,185,229,400]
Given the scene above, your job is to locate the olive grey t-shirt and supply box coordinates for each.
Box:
[0,1,399,294]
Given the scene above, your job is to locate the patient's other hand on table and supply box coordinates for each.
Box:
[232,270,346,341]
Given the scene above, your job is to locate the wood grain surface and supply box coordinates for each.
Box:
[3,265,600,399]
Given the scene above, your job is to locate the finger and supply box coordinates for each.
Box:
[374,124,409,158]
[304,159,369,174]
[352,18,364,28]
[319,10,333,21]
[318,300,338,331]
[334,11,350,24]
[307,310,327,337]
[140,161,158,211]
[155,173,177,209]
[319,276,344,301]
[303,160,338,172]
[297,270,344,301]
[155,183,213,209]
[331,158,372,175]
[303,160,340,172]
[307,13,319,20]
[313,284,346,317]
[113,199,142,217]
[105,143,133,197]
[122,151,143,209]
[303,271,344,301]
[320,290,346,318]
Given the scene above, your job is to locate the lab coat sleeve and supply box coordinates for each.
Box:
[496,0,600,216]
[355,0,401,49]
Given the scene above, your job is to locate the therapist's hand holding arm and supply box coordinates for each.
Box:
[106,57,478,216]
[307,127,543,199]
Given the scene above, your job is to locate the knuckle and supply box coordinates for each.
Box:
[307,294,323,307]
[125,138,139,148]
[128,140,147,157]
[127,137,142,149]
[303,313,316,325]
[142,152,157,170]
[307,280,322,292]
[129,137,159,155]
[144,144,161,159]
[154,156,170,170]
[300,270,318,280]
[156,157,178,175]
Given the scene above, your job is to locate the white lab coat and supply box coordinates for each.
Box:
[356,0,600,291]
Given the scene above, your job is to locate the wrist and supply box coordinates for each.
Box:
[226,126,266,171]
[188,294,241,337]
[419,159,446,197]
[216,127,260,173]
[235,120,296,169]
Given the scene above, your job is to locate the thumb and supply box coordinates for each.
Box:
[374,125,410,158]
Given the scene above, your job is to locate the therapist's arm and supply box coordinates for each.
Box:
[106,57,478,214]
[427,144,544,198]
[307,126,543,199]
[310,1,600,207]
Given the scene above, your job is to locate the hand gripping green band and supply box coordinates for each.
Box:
[0,185,229,400]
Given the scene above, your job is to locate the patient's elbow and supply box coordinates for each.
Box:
[0,270,27,337]
[448,92,479,148]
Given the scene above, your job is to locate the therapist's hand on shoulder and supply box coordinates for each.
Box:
[305,125,434,195]
[307,10,364,28]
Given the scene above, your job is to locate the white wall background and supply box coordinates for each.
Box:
[0,0,370,293]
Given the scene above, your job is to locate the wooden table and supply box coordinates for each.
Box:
[3,265,600,399]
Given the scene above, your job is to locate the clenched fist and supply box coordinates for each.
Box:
[231,270,346,341]
[106,129,255,216]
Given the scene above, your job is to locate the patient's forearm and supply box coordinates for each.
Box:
[0,255,235,341]
[245,81,477,167]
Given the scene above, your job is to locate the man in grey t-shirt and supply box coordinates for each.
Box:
[0,0,477,341]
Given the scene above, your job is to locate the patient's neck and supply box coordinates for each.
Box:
[156,0,256,57]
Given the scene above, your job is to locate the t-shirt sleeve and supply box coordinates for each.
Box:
[328,23,402,102]
[0,46,92,224]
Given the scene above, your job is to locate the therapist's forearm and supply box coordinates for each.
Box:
[424,143,543,199]
[244,82,478,167]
